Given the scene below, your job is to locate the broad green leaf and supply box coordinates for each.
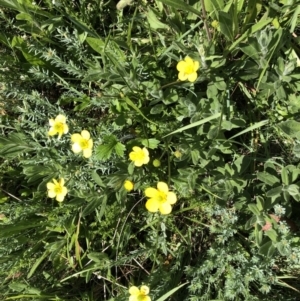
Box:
[286,184,299,196]
[248,203,261,215]
[86,37,105,55]
[281,167,289,185]
[204,0,224,19]
[266,186,282,198]
[257,171,280,186]
[277,120,300,139]
[219,11,234,41]
[240,38,261,61]
[265,229,278,242]
[146,8,168,29]
[254,224,263,245]
[141,138,160,149]
[156,0,201,17]
[91,171,105,187]
[259,240,276,257]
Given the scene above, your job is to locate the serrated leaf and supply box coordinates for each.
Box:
[141,138,160,149]
[115,142,126,157]
[96,135,124,160]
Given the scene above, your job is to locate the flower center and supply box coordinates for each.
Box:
[54,185,63,194]
[134,151,145,160]
[54,122,64,133]
[184,64,194,74]
[158,191,167,203]
[79,139,89,149]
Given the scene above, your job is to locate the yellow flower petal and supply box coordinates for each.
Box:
[167,191,177,204]
[129,286,140,295]
[81,130,90,140]
[49,119,55,126]
[184,56,193,64]
[132,146,142,152]
[146,198,160,212]
[145,187,159,198]
[187,72,197,82]
[47,182,55,190]
[48,190,56,198]
[71,133,82,143]
[129,296,138,301]
[56,193,65,202]
[159,202,172,215]
[55,114,66,123]
[72,143,82,153]
[193,60,200,70]
[59,178,65,186]
[140,285,150,295]
[48,128,57,136]
[144,296,151,301]
[176,61,186,72]
[178,72,188,81]
[157,182,168,194]
[88,139,93,149]
[61,186,68,196]
[83,148,92,158]
[124,180,134,191]
[63,124,69,134]
[133,159,144,167]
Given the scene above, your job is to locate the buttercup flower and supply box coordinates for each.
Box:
[129,285,151,301]
[145,182,177,215]
[124,180,134,192]
[71,130,93,158]
[48,114,69,138]
[176,56,200,82]
[47,178,68,202]
[129,146,150,167]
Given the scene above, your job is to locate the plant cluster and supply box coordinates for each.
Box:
[1,0,300,300]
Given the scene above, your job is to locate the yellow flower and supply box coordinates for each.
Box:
[129,146,150,167]
[176,56,200,82]
[145,182,177,215]
[71,130,93,158]
[124,180,134,192]
[46,178,68,202]
[129,285,151,301]
[48,114,69,138]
